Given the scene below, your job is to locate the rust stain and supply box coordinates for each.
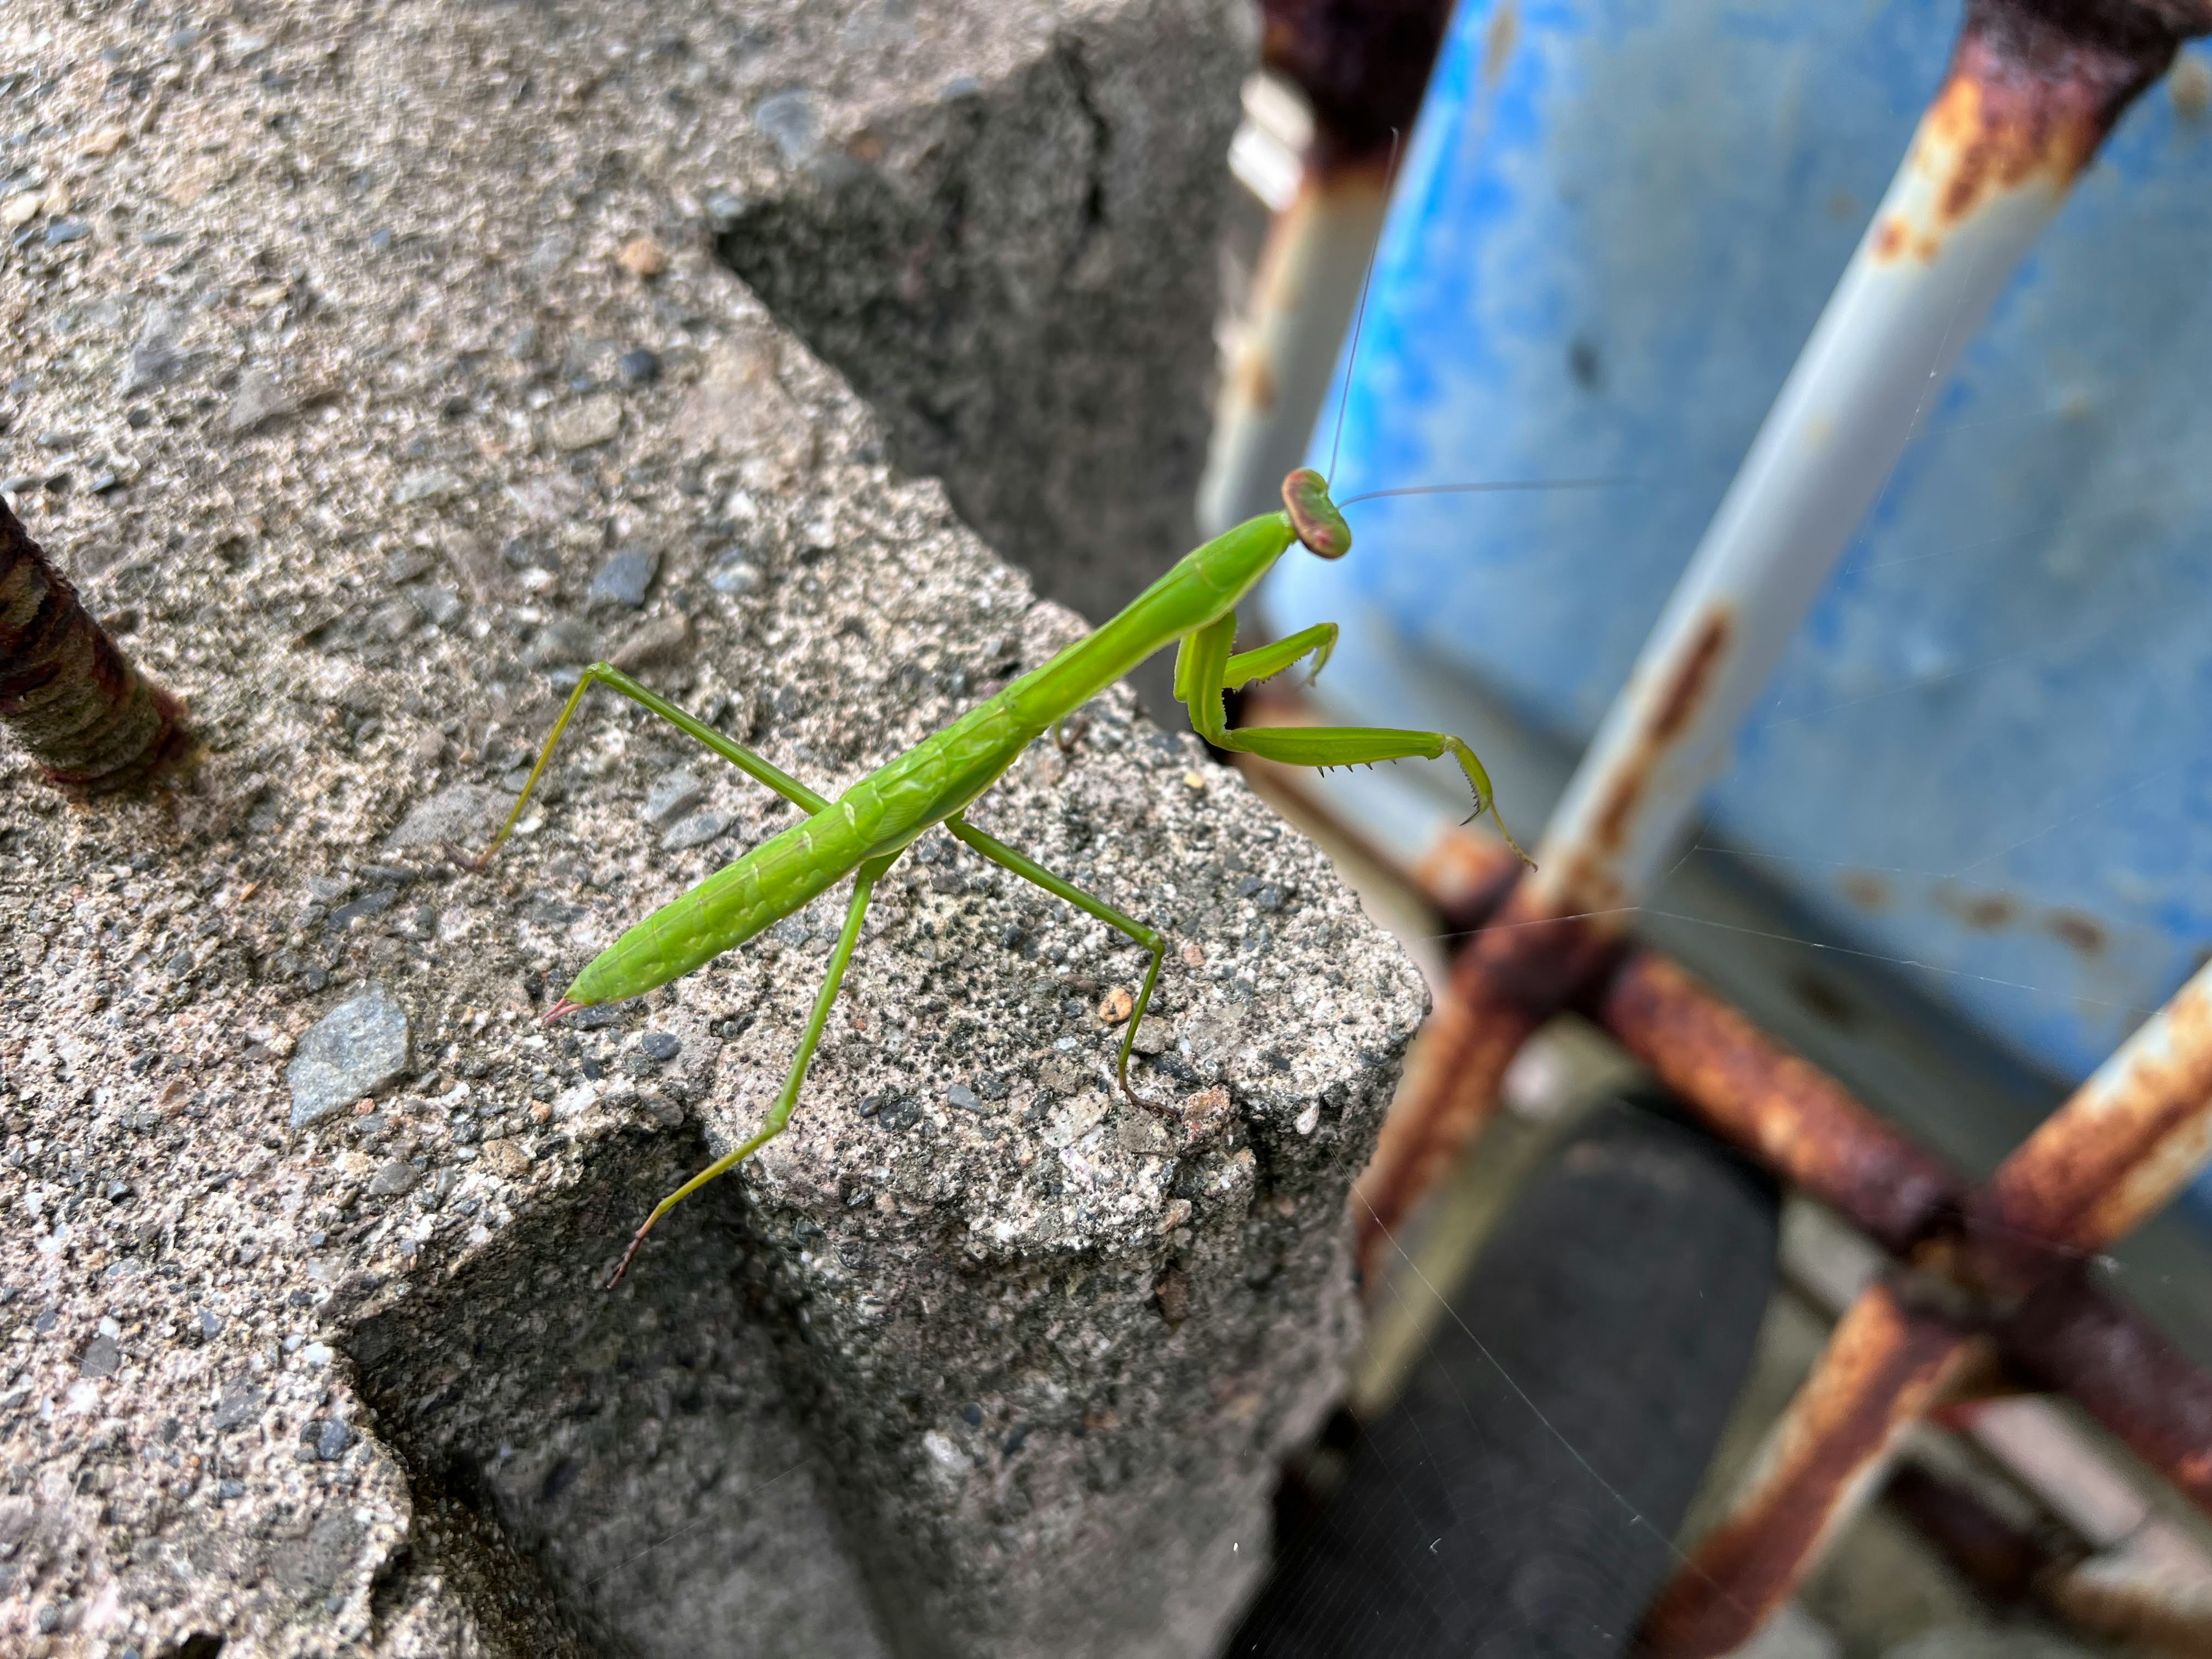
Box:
[1916,0,2192,235]
[1978,975,2212,1268]
[2044,907,2108,958]
[1592,950,1962,1253]
[1837,870,1892,912]
[1871,214,1910,262]
[1936,881,2020,931]
[1230,347,1279,416]
[1638,1282,1980,1657]
[1589,605,1733,861]
[1482,0,1520,88]
[0,497,191,797]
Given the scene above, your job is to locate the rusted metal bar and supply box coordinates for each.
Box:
[1593,949,1963,1255]
[1969,958,2212,1289]
[0,497,189,797]
[1254,0,1455,175]
[1195,0,1455,537]
[1635,1279,1987,1658]
[1884,1460,2056,1605]
[1887,1459,2212,1655]
[1352,880,1621,1267]
[1942,1392,2212,1653]
[2002,1269,2212,1518]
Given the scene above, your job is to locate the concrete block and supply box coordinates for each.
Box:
[0,2,1423,1656]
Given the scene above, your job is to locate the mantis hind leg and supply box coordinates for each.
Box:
[468,664,831,869]
[606,852,896,1288]
[944,818,1171,1116]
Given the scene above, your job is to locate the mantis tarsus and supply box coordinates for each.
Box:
[467,467,1531,1286]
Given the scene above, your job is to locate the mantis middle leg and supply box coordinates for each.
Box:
[607,850,899,1287]
[1180,612,1533,864]
[471,663,831,867]
[944,817,1170,1114]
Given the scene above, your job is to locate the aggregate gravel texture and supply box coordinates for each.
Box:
[0,2,1426,1657]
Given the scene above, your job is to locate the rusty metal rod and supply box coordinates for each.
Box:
[0,498,189,797]
[1971,957,2212,1289]
[1354,880,1622,1267]
[1592,949,1964,1255]
[1883,1459,2058,1606]
[1635,1279,1987,1658]
[1885,1461,2212,1656]
[1582,935,2212,1521]
[2003,1269,2212,1519]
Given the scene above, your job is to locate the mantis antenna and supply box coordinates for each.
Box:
[1325,126,1402,489]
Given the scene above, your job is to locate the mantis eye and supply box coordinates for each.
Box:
[1282,468,1353,559]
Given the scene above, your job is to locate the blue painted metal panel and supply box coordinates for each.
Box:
[1267,1,2212,1199]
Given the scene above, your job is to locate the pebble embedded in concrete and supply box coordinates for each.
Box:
[589,545,661,608]
[286,981,411,1127]
[642,768,708,826]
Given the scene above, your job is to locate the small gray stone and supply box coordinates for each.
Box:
[225,366,294,435]
[707,548,762,595]
[640,1031,681,1063]
[642,769,706,827]
[212,1380,262,1433]
[525,231,574,277]
[946,1083,984,1114]
[704,188,748,232]
[403,584,463,628]
[314,1418,354,1461]
[118,304,185,396]
[286,982,410,1128]
[366,1159,421,1198]
[548,392,622,452]
[617,347,661,386]
[661,808,731,852]
[44,218,89,246]
[589,546,660,608]
[526,616,602,668]
[754,89,822,162]
[78,1335,121,1378]
[384,783,516,852]
[392,465,463,506]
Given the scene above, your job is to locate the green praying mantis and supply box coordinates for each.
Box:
[466,467,1532,1286]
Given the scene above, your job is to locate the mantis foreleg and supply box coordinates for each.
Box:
[606,850,899,1287]
[1183,612,1533,865]
[945,817,1169,1115]
[1222,622,1337,690]
[471,662,830,868]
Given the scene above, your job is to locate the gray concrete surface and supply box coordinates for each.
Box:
[0,2,1429,1656]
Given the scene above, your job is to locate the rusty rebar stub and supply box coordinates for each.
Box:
[1257,0,1454,172]
[0,498,190,798]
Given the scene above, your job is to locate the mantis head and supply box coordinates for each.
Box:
[1282,468,1353,559]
